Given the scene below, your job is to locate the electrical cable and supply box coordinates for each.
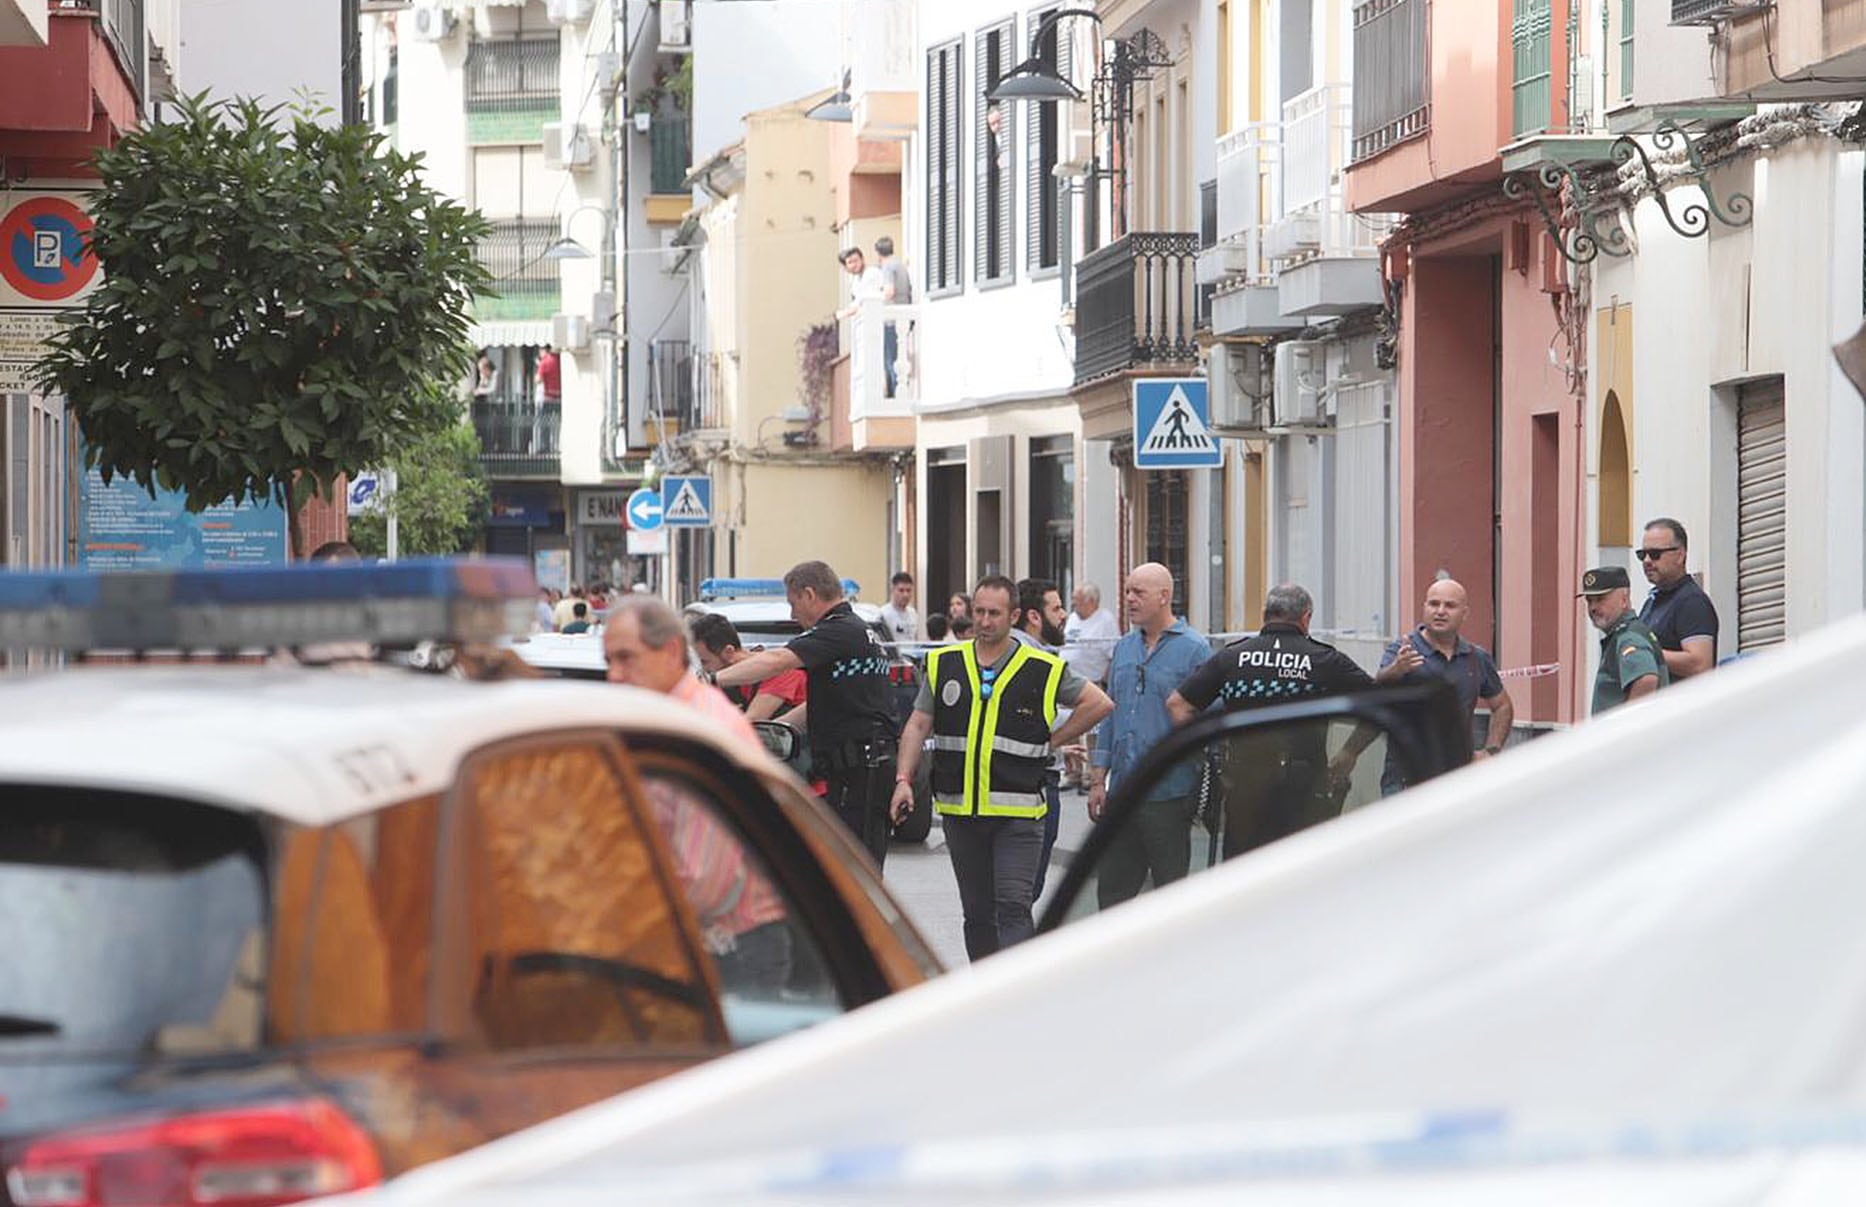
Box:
[1760,5,1866,88]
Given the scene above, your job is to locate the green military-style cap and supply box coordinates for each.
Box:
[1577,565,1631,597]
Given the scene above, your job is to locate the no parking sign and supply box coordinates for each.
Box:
[0,192,101,308]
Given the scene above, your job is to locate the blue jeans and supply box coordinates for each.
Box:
[1032,771,1062,900]
[882,321,899,397]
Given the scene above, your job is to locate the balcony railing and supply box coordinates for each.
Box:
[683,349,730,432]
[647,338,693,430]
[474,218,560,320]
[472,401,561,477]
[1074,233,1202,385]
[650,114,691,194]
[1269,82,1392,263]
[1351,0,1429,162]
[465,38,560,112]
[1201,127,1279,289]
[839,299,919,418]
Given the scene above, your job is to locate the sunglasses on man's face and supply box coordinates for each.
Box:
[1635,546,1680,561]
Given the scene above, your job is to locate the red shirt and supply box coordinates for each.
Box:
[538,349,562,400]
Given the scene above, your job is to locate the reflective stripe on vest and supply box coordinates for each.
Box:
[927,640,1063,819]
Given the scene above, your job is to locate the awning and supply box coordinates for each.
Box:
[470,320,554,348]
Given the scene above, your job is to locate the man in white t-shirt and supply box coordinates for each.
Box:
[838,247,885,303]
[877,571,920,643]
[1062,582,1119,685]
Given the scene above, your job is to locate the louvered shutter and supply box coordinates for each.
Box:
[1025,6,1070,273]
[975,23,1015,284]
[927,42,963,293]
[1736,379,1787,650]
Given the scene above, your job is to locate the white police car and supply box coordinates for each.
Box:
[0,560,939,1205]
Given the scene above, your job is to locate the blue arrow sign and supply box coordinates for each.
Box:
[626,487,664,531]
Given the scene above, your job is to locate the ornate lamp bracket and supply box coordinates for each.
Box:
[1502,161,1630,266]
[1610,120,1753,239]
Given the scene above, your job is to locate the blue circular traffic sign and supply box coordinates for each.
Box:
[627,487,664,531]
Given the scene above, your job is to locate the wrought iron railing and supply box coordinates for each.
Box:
[650,115,691,193]
[1351,0,1429,162]
[465,38,560,112]
[475,218,560,298]
[684,349,730,432]
[472,400,561,477]
[648,338,693,427]
[1073,232,1202,385]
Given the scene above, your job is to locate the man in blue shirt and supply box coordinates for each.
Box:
[1376,578,1514,795]
[1085,563,1210,909]
[1637,517,1719,681]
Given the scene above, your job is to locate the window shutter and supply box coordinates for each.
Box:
[975,31,991,283]
[1736,379,1787,651]
[1025,6,1067,273]
[927,42,964,293]
[975,23,1015,284]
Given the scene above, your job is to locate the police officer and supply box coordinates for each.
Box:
[1580,565,1668,714]
[711,560,900,866]
[891,576,1112,960]
[1167,583,1405,858]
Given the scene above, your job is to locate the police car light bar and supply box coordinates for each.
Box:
[698,577,861,602]
[0,558,538,653]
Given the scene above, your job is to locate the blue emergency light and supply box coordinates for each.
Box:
[697,577,861,602]
[0,558,537,652]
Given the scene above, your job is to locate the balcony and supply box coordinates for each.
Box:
[473,401,561,478]
[1268,84,1389,317]
[849,0,917,141]
[1351,0,1429,163]
[473,218,560,322]
[464,38,559,143]
[830,300,917,453]
[643,338,692,445]
[681,349,730,433]
[1203,126,1303,337]
[1074,233,1202,386]
[1720,0,1866,100]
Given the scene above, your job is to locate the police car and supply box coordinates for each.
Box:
[0,560,940,1205]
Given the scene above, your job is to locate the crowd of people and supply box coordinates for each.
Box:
[576,514,1723,968]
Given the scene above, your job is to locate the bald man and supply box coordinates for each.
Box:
[1376,578,1514,794]
[1084,563,1211,909]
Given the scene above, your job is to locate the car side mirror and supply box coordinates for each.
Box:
[753,721,799,763]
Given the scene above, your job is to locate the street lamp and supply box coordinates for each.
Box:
[986,7,1099,105]
[805,69,854,123]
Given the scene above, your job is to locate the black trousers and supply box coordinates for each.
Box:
[822,755,896,869]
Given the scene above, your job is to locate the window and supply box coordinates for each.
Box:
[464,38,560,113]
[1146,470,1190,619]
[1618,0,1635,101]
[271,797,442,1043]
[1026,7,1070,274]
[1510,0,1554,138]
[975,21,1016,285]
[383,46,399,126]
[472,146,552,219]
[926,40,964,294]
[460,738,722,1052]
[1281,0,1313,104]
[1028,435,1075,593]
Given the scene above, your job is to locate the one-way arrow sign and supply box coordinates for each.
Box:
[626,487,664,531]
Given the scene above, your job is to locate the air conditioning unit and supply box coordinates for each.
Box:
[1669,0,1764,25]
[553,313,591,352]
[547,0,593,25]
[1208,342,1268,432]
[542,122,594,171]
[1271,339,1327,429]
[659,0,692,49]
[408,0,457,43]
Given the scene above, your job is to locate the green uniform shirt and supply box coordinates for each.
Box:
[1592,611,1669,715]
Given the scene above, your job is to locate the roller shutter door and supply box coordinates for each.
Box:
[1736,379,1786,651]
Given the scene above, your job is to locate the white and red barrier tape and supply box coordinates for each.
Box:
[1498,662,1563,680]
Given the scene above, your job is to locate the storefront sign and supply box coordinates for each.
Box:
[0,310,59,393]
[578,489,631,527]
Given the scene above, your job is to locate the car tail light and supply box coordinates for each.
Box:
[5,1099,382,1207]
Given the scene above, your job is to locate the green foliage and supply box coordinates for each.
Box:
[34,94,492,542]
[349,418,490,558]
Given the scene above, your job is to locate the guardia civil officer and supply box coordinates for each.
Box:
[892,576,1112,960]
[712,560,901,866]
[1167,583,1408,858]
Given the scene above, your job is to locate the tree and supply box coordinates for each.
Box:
[35,95,491,556]
[349,417,491,559]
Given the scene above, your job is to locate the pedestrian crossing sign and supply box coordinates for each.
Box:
[661,475,713,527]
[1133,378,1221,469]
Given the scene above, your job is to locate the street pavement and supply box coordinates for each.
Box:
[885,785,1097,970]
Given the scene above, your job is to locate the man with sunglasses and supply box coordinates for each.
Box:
[891,576,1111,960]
[1637,517,1719,681]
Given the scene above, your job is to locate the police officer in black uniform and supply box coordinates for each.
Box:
[711,560,900,867]
[1168,583,1405,858]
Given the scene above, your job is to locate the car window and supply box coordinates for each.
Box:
[456,736,727,1053]
[0,790,267,1099]
[269,797,441,1044]
[634,766,844,1046]
[1047,714,1418,928]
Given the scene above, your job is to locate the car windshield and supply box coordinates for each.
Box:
[0,790,268,1098]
